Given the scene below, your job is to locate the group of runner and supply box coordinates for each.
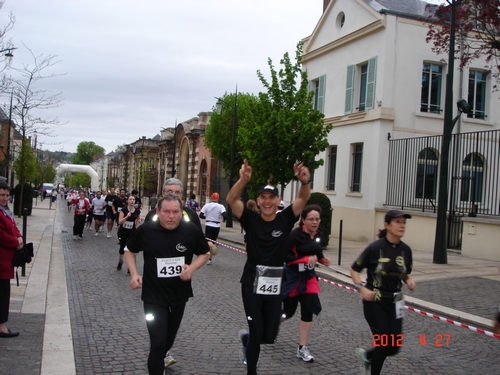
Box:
[62,160,416,375]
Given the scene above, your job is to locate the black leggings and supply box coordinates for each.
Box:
[0,279,10,324]
[241,284,282,375]
[73,215,86,237]
[282,293,316,322]
[144,301,186,375]
[363,300,402,375]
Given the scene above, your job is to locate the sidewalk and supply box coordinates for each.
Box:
[1,201,499,375]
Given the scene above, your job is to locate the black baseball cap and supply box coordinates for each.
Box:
[258,185,279,197]
[384,210,411,222]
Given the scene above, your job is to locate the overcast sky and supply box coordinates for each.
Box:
[1,0,446,154]
[0,0,326,154]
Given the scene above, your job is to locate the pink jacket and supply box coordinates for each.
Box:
[0,210,22,279]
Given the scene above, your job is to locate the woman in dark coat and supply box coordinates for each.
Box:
[0,181,24,337]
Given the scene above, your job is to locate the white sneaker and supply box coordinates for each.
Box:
[73,235,77,240]
[99,226,104,232]
[164,351,176,368]
[356,348,370,375]
[239,329,248,366]
[297,345,314,362]
[95,232,99,237]
[107,232,111,239]
[207,259,212,265]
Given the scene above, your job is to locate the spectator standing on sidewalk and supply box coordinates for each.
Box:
[281,204,331,363]
[199,192,227,265]
[125,194,209,375]
[116,195,141,271]
[226,159,311,375]
[0,181,23,338]
[70,191,90,240]
[350,210,416,375]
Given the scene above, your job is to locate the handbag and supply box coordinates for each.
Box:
[12,242,34,286]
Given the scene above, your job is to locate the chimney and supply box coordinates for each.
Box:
[323,0,331,12]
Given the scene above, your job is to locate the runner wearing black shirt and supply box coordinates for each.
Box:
[125,194,209,375]
[226,159,311,375]
[104,187,118,238]
[350,210,416,375]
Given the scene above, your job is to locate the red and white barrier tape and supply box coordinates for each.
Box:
[213,238,500,340]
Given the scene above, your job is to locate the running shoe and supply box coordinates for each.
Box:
[212,245,217,255]
[73,235,77,240]
[164,351,176,368]
[95,232,99,237]
[297,345,314,362]
[239,329,248,366]
[117,260,123,271]
[207,259,212,265]
[356,348,371,375]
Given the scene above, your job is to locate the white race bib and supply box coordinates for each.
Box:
[298,263,314,272]
[256,276,282,295]
[122,221,133,229]
[117,207,123,212]
[108,201,113,206]
[394,291,405,319]
[253,265,283,295]
[156,256,185,278]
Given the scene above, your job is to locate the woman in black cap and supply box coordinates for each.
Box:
[350,210,416,375]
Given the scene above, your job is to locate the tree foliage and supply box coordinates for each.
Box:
[71,141,105,165]
[240,41,332,194]
[204,92,257,176]
[12,137,37,184]
[426,0,500,89]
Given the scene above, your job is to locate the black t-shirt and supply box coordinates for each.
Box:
[117,207,141,235]
[104,194,117,213]
[285,225,325,266]
[127,219,209,307]
[144,207,203,233]
[133,196,142,209]
[351,237,413,302]
[113,196,127,215]
[239,205,298,286]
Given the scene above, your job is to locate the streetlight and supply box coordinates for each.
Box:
[215,86,238,228]
[433,0,470,264]
[0,47,16,57]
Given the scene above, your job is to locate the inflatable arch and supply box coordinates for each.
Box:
[56,164,99,191]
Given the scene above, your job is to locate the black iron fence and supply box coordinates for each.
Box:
[386,129,500,217]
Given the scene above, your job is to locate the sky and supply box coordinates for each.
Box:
[0,0,447,154]
[0,0,325,154]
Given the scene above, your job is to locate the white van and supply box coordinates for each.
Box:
[42,183,54,195]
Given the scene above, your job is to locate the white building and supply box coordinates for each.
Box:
[291,0,500,260]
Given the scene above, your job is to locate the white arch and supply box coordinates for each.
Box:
[56,164,99,191]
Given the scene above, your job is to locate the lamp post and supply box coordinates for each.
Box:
[433,0,472,264]
[215,87,238,228]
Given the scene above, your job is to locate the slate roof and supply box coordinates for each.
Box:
[366,0,439,19]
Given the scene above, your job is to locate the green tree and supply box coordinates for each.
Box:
[72,141,105,165]
[12,137,37,185]
[240,41,332,195]
[35,161,56,185]
[426,0,500,90]
[205,92,257,176]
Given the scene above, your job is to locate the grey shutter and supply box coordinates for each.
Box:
[345,65,355,114]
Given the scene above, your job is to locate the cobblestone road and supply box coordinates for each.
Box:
[60,206,500,375]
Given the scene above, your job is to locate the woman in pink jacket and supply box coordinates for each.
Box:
[0,181,24,338]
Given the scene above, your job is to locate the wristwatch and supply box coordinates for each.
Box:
[354,283,363,290]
